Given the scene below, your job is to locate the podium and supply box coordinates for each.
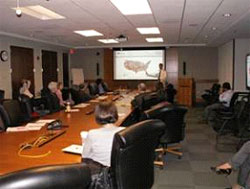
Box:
[177,78,195,107]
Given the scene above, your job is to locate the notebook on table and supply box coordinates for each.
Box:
[62,144,83,155]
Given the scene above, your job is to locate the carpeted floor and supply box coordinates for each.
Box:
[152,107,238,189]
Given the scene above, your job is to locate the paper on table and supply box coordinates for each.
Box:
[97,96,108,100]
[90,99,99,103]
[66,109,80,112]
[118,113,126,117]
[7,127,29,132]
[26,123,46,127]
[74,103,90,108]
[6,126,42,132]
[36,119,56,123]
[62,144,83,155]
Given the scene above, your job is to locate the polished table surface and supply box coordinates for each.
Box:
[0,93,134,175]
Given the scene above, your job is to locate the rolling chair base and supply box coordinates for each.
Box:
[154,144,183,168]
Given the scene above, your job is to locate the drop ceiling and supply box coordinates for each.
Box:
[0,0,249,48]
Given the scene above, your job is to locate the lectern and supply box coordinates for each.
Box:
[177,78,195,107]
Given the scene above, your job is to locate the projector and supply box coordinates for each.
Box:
[116,34,128,42]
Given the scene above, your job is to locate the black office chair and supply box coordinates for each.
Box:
[142,92,164,111]
[215,97,249,151]
[89,82,98,96]
[142,104,188,167]
[202,83,220,105]
[0,89,5,103]
[19,94,34,121]
[110,119,165,188]
[0,163,91,189]
[2,100,27,126]
[70,88,91,105]
[41,88,61,113]
[0,104,10,131]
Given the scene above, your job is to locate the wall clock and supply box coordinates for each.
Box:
[0,50,8,62]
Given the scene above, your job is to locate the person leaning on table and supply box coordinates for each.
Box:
[81,101,125,175]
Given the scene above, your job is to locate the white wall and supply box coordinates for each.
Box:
[218,41,233,86]
[177,47,218,98]
[0,35,68,98]
[234,38,250,91]
[70,49,104,81]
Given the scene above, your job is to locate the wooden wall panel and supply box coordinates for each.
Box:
[42,50,58,88]
[11,46,34,99]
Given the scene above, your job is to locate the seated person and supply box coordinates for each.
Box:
[212,141,250,189]
[55,82,65,107]
[166,83,177,103]
[153,82,168,104]
[48,81,62,110]
[19,79,33,98]
[203,82,234,122]
[131,83,149,109]
[82,101,124,175]
[79,82,92,101]
[71,82,92,104]
[96,78,109,95]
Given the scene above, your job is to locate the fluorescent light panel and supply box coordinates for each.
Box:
[98,39,118,44]
[74,30,103,37]
[146,38,163,42]
[12,5,65,20]
[137,27,160,34]
[110,0,152,15]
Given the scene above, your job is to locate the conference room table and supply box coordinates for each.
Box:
[0,92,135,175]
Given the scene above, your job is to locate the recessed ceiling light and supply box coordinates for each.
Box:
[110,0,152,15]
[137,27,160,34]
[223,13,231,17]
[146,38,163,42]
[12,5,65,20]
[98,39,119,44]
[74,30,103,37]
[212,27,217,31]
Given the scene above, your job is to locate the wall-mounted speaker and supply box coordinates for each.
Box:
[183,61,186,75]
[96,63,99,76]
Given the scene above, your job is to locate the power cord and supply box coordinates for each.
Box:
[18,135,52,158]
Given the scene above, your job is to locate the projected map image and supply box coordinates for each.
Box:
[114,50,164,80]
[124,60,151,73]
[247,55,250,88]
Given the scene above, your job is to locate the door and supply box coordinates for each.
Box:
[42,50,58,88]
[63,53,69,87]
[11,46,34,99]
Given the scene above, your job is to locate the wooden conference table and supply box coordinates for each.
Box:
[0,93,134,175]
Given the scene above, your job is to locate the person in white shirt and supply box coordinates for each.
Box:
[19,79,33,98]
[203,82,234,122]
[146,63,167,88]
[82,101,124,175]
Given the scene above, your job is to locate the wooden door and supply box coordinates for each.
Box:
[11,46,34,99]
[63,53,69,87]
[42,50,58,88]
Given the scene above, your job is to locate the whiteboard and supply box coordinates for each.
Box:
[71,68,84,85]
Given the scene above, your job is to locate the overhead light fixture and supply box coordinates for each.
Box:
[12,5,65,20]
[137,27,160,34]
[98,39,119,44]
[146,37,163,42]
[15,0,22,17]
[115,34,128,42]
[110,0,152,15]
[74,30,103,37]
[212,27,217,31]
[223,13,231,17]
